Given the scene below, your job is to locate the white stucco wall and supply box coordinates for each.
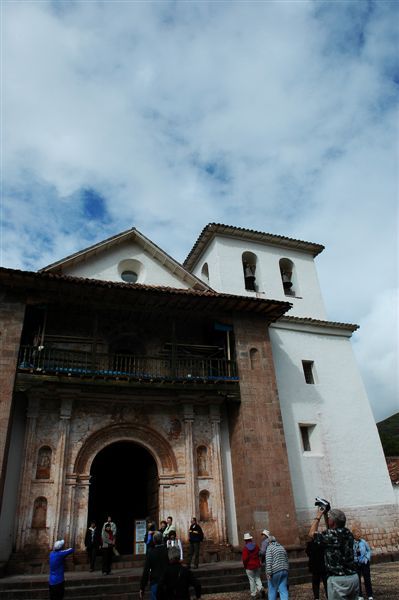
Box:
[393,486,399,507]
[270,322,395,511]
[64,241,189,288]
[192,236,327,319]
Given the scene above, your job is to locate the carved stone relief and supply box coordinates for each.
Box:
[36,446,52,479]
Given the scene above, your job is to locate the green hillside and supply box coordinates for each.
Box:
[377,412,399,456]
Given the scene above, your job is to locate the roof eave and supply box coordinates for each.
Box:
[184,223,325,271]
[40,227,210,292]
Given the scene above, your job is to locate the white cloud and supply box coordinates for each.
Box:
[1,0,398,420]
[353,288,399,421]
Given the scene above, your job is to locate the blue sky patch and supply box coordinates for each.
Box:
[81,188,109,223]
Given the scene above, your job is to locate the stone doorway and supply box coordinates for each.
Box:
[87,441,158,554]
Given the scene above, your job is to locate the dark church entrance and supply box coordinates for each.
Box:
[88,441,158,554]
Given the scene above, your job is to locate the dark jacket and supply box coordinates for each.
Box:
[189,523,204,543]
[84,527,101,550]
[157,563,201,599]
[140,544,169,590]
[306,539,326,574]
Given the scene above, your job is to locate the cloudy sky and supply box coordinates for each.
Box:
[1,1,398,421]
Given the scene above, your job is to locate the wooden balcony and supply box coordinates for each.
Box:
[17,346,239,384]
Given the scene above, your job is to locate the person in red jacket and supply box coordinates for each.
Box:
[242,532,266,599]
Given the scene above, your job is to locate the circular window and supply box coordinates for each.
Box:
[121,270,138,283]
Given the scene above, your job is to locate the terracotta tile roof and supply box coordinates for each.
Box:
[387,458,399,485]
[0,267,292,321]
[184,223,325,270]
[1,266,217,295]
[278,315,359,332]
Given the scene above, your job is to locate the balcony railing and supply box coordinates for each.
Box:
[17,346,238,383]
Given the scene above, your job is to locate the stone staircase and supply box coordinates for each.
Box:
[0,559,310,599]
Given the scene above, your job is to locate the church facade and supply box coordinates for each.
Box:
[0,223,397,573]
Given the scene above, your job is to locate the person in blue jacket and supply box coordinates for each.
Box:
[353,527,374,600]
[48,539,74,599]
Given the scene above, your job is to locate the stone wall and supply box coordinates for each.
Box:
[0,295,26,499]
[14,386,229,557]
[230,314,300,546]
[297,503,399,555]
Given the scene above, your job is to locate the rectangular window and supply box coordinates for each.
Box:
[302,360,315,384]
[300,424,315,452]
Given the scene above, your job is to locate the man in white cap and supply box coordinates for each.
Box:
[48,539,74,599]
[242,532,266,599]
[259,530,270,565]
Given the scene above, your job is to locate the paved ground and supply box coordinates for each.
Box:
[203,561,398,599]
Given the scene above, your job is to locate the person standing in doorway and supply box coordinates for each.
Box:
[158,519,168,541]
[242,532,266,599]
[163,515,176,541]
[48,539,74,600]
[187,517,203,569]
[101,523,115,575]
[102,515,117,538]
[85,521,101,572]
[145,520,157,554]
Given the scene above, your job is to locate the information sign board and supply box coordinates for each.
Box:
[134,519,147,556]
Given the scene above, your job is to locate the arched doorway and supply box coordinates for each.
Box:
[87,441,158,554]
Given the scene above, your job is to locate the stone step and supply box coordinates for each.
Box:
[0,559,311,599]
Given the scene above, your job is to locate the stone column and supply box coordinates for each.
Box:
[183,404,196,520]
[15,394,40,551]
[210,404,227,543]
[52,394,73,547]
[68,475,90,551]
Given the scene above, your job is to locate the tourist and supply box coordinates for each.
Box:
[145,520,158,554]
[187,517,204,569]
[353,527,374,600]
[166,529,183,560]
[306,537,328,600]
[48,539,74,600]
[159,519,168,540]
[163,515,176,540]
[139,531,169,600]
[84,521,101,572]
[102,515,117,537]
[101,523,115,575]
[308,506,358,599]
[242,532,266,599]
[265,535,289,600]
[158,545,202,599]
[259,529,270,564]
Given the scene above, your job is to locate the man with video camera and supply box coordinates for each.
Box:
[308,498,359,600]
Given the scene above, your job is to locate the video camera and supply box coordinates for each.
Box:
[315,497,331,513]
